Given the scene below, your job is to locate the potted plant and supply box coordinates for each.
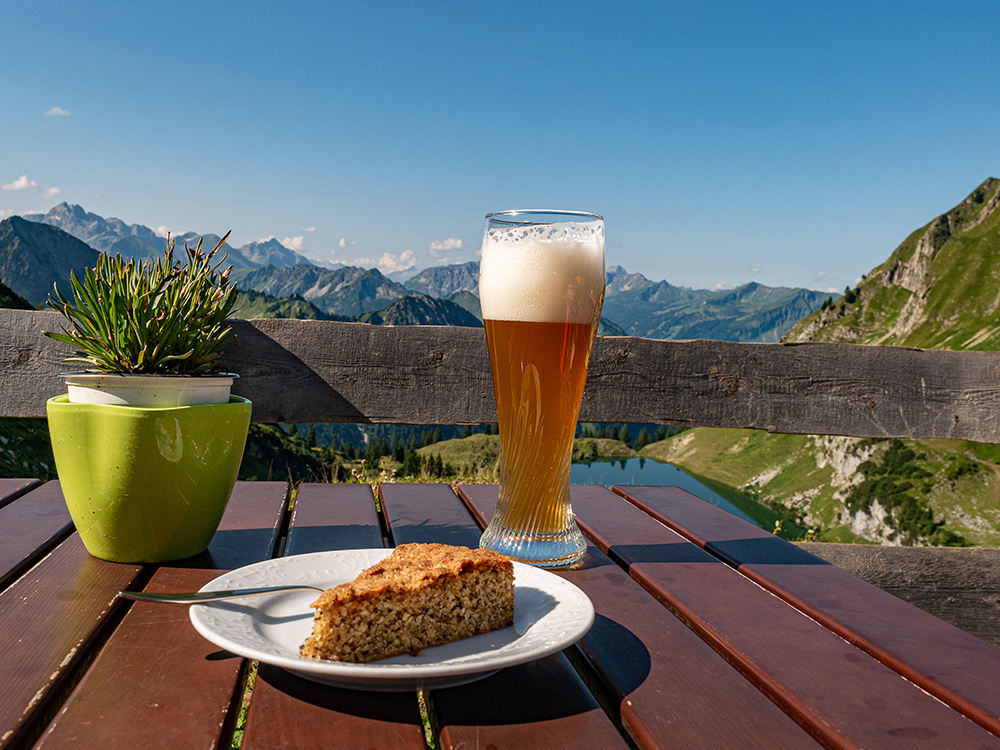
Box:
[44,233,252,563]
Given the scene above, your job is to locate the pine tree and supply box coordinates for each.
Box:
[618,424,632,448]
[634,427,650,451]
[402,449,421,477]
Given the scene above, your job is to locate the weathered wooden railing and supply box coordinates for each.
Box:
[5,310,1000,442]
[3,308,1000,645]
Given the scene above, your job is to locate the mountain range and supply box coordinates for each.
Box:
[3,202,833,340]
[24,202,334,271]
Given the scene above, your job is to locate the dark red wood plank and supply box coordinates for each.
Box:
[380,483,631,750]
[0,535,143,750]
[246,664,428,750]
[0,482,73,592]
[380,482,485,548]
[572,487,1000,750]
[284,482,384,555]
[0,478,41,508]
[615,484,1000,741]
[174,481,291,571]
[33,568,244,750]
[240,483,426,750]
[459,483,822,750]
[28,481,292,750]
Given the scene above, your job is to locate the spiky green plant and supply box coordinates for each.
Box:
[45,232,240,374]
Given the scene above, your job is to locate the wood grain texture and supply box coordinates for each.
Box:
[458,484,822,750]
[614,485,1000,739]
[794,542,1000,648]
[0,309,71,418]
[0,478,41,509]
[0,481,73,592]
[32,481,292,750]
[171,481,290,571]
[240,483,427,750]
[6,310,1000,442]
[283,482,383,556]
[0,535,143,750]
[378,483,630,750]
[572,487,1000,750]
[33,568,245,750]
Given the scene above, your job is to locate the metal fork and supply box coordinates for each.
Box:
[118,585,326,603]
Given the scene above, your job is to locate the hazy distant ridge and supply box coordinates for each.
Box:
[24,202,335,272]
[7,203,833,340]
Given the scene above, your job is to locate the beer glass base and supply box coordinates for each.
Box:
[479,522,587,570]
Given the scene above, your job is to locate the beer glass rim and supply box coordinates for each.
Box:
[485,209,603,226]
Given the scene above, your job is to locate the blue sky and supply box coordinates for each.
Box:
[2,1,998,293]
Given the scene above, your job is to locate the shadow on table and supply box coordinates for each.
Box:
[609,541,717,566]
[256,664,423,722]
[389,519,483,548]
[171,528,281,570]
[706,536,835,567]
[580,612,651,695]
[433,652,614,724]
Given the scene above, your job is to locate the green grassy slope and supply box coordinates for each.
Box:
[664,178,1000,546]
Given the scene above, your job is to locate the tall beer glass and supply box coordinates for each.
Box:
[478,210,605,569]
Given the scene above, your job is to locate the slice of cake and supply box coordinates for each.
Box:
[299,543,515,663]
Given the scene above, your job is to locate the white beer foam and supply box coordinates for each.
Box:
[479,221,605,324]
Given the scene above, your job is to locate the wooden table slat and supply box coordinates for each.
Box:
[284,482,385,556]
[240,483,427,750]
[174,481,292,571]
[380,483,631,750]
[0,535,143,750]
[459,484,823,750]
[571,486,1000,750]
[34,568,247,750]
[31,481,292,750]
[0,481,73,593]
[614,484,1000,741]
[0,478,42,509]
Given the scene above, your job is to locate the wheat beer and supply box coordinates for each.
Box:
[478,210,604,568]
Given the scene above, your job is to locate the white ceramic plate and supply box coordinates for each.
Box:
[189,548,595,691]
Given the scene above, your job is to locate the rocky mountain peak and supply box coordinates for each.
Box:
[783,177,1000,348]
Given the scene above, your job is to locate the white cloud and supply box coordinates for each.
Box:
[714,282,736,290]
[2,175,39,191]
[281,236,305,252]
[153,225,171,238]
[0,209,15,219]
[3,174,61,200]
[428,235,463,259]
[750,263,761,274]
[257,235,276,243]
[824,287,839,294]
[353,250,417,275]
[300,226,316,233]
[339,238,356,248]
[612,240,633,250]
[45,106,70,117]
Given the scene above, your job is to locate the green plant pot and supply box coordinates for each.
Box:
[47,395,252,563]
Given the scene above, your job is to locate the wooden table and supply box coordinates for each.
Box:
[2,477,1000,750]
